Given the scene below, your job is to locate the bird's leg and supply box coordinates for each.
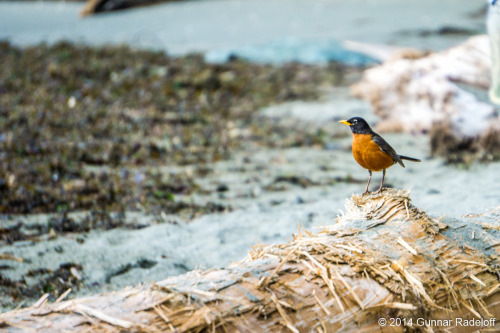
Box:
[376,169,386,193]
[364,170,372,195]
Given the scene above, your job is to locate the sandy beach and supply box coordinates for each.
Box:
[1,0,499,311]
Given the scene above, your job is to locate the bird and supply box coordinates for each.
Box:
[338,117,421,194]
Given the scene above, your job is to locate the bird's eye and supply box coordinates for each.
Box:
[352,119,357,124]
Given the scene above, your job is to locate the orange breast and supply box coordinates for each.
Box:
[352,134,395,172]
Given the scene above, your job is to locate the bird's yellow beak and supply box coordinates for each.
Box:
[338,120,352,126]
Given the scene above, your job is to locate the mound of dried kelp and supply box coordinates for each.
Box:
[430,118,500,164]
[0,40,343,215]
[2,189,499,332]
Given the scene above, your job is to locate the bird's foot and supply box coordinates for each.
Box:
[363,190,371,196]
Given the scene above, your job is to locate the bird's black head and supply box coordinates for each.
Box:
[338,117,373,134]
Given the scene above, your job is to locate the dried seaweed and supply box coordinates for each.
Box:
[0,40,342,215]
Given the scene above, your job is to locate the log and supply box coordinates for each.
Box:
[352,35,493,135]
[351,35,500,161]
[1,188,499,332]
[80,0,183,16]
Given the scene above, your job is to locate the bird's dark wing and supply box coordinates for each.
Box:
[372,133,405,167]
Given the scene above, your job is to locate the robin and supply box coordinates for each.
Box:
[339,117,421,194]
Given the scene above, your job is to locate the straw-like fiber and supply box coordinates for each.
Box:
[1,189,499,332]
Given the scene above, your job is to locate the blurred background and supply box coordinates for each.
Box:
[0,0,498,311]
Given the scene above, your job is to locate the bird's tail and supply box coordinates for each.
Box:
[399,155,421,162]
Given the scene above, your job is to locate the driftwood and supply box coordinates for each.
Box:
[352,35,500,161]
[352,35,493,135]
[1,188,499,332]
[80,0,182,16]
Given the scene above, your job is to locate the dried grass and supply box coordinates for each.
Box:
[1,189,499,332]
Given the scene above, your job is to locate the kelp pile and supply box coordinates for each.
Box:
[0,41,344,215]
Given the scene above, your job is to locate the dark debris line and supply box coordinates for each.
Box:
[0,262,84,307]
